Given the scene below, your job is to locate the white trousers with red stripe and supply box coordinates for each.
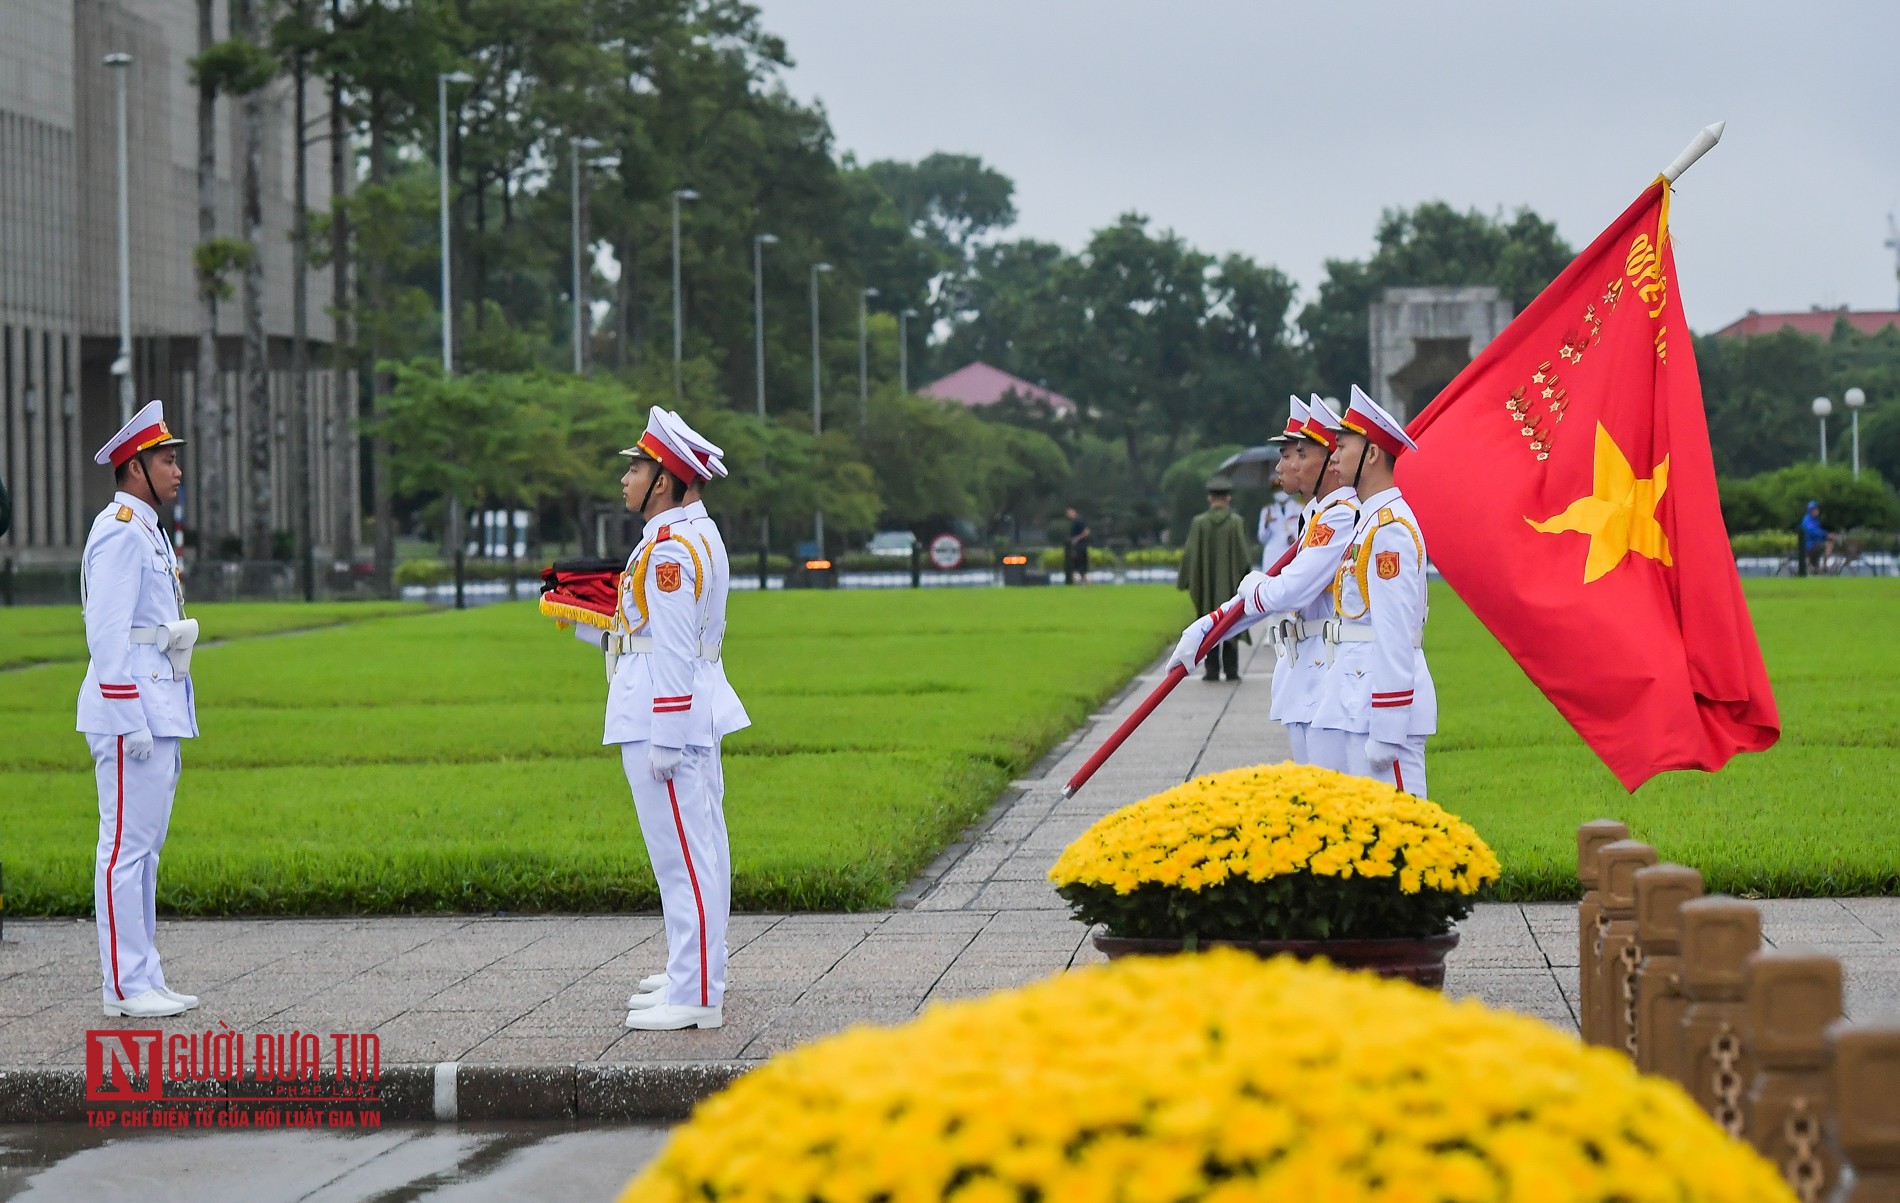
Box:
[1284,721,1310,765]
[1305,728,1429,799]
[621,742,728,1007]
[87,732,180,1001]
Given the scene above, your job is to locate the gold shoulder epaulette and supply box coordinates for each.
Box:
[115,505,133,522]
[1378,506,1395,522]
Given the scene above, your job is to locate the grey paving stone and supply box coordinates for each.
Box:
[913,884,981,911]
[968,881,1066,910]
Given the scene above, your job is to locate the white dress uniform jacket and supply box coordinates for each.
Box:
[1313,487,1437,787]
[1257,494,1302,569]
[76,493,198,739]
[602,505,749,748]
[1253,487,1359,733]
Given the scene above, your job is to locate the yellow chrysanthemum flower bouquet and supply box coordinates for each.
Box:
[622,953,1795,1203]
[1049,762,1501,985]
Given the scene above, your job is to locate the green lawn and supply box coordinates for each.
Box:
[1,588,1186,915]
[4,579,1893,914]
[1432,577,1900,900]
[0,600,426,670]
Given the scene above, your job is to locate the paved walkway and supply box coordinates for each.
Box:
[4,640,1897,1110]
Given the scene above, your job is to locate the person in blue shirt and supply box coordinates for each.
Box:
[1799,500,1832,569]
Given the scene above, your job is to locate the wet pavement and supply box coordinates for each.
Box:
[0,1121,667,1202]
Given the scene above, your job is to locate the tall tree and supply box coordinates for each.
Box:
[1299,201,1573,398]
[233,0,277,560]
[192,0,224,555]
[325,0,354,561]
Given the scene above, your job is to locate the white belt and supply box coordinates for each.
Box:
[131,619,199,676]
[601,633,720,660]
[1321,619,1422,649]
[1265,616,1319,649]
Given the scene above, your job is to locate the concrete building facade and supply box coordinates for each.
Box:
[1,0,356,566]
[1367,286,1516,421]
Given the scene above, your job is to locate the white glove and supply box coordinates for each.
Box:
[1168,614,1216,673]
[124,728,155,761]
[648,744,683,782]
[1365,738,1405,774]
[1235,571,1271,616]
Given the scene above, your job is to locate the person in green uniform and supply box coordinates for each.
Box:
[1177,474,1253,681]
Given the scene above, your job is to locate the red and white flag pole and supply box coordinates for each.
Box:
[1061,603,1248,799]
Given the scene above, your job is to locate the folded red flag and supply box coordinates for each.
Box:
[1401,179,1779,791]
[538,558,623,630]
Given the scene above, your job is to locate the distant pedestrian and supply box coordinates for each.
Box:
[1257,485,1300,570]
[1178,475,1252,681]
[1799,500,1833,570]
[1065,506,1092,585]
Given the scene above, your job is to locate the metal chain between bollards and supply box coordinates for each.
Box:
[1781,1096,1825,1203]
[1619,942,1641,1057]
[1711,1023,1745,1137]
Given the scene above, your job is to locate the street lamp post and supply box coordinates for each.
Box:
[104,53,134,423]
[1812,396,1832,466]
[569,137,602,374]
[752,234,778,417]
[810,261,833,553]
[671,188,698,394]
[437,70,473,607]
[752,232,779,587]
[1845,387,1866,478]
[858,287,878,424]
[899,308,918,395]
[437,71,472,375]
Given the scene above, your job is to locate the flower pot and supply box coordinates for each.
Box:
[1091,931,1460,990]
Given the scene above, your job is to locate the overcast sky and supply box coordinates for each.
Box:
[755,0,1899,334]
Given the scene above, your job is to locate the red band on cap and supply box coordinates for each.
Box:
[636,432,700,483]
[1343,411,1406,458]
[110,424,170,468]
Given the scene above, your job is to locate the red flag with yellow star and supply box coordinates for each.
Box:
[1401,178,1778,791]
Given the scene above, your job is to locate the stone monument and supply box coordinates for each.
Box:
[1367,286,1515,419]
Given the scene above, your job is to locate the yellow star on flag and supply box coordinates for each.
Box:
[1526,423,1672,583]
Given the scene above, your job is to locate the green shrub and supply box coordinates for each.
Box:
[395,559,449,587]
[1729,530,1797,557]
[1721,464,1900,533]
[1037,546,1118,572]
[1123,547,1184,568]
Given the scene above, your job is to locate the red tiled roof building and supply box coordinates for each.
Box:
[1710,309,1900,339]
[918,362,1078,415]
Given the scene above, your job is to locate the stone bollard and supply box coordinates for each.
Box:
[1679,896,1763,1136]
[1743,951,1844,1203]
[1593,839,1657,1056]
[1634,863,1704,1075]
[1828,1020,1900,1203]
[1577,819,1630,1046]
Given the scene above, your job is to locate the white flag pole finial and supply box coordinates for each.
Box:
[1662,121,1725,183]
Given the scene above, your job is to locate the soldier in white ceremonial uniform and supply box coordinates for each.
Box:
[617,409,742,1015]
[1310,385,1437,796]
[1168,397,1358,763]
[78,401,202,1018]
[593,407,748,1031]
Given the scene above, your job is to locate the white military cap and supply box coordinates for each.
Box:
[660,409,727,479]
[95,399,186,468]
[1342,384,1419,457]
[1268,396,1311,445]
